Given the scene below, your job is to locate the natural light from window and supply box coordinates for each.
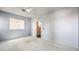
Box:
[9,18,24,30]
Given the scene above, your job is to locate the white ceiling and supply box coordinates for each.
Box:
[0,7,60,18]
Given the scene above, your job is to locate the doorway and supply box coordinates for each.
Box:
[36,20,41,38]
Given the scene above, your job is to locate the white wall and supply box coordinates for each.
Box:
[40,16,50,40]
[31,17,37,37]
[31,8,78,48]
[47,8,78,48]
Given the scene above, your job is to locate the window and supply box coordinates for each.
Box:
[9,18,24,29]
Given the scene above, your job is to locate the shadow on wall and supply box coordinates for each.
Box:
[0,31,27,42]
[0,34,7,41]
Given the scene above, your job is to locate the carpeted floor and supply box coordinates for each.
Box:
[0,36,78,51]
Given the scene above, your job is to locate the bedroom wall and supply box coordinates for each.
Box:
[39,16,50,40]
[0,11,31,41]
[47,7,78,48]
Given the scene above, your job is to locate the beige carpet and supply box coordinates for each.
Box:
[0,36,78,51]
